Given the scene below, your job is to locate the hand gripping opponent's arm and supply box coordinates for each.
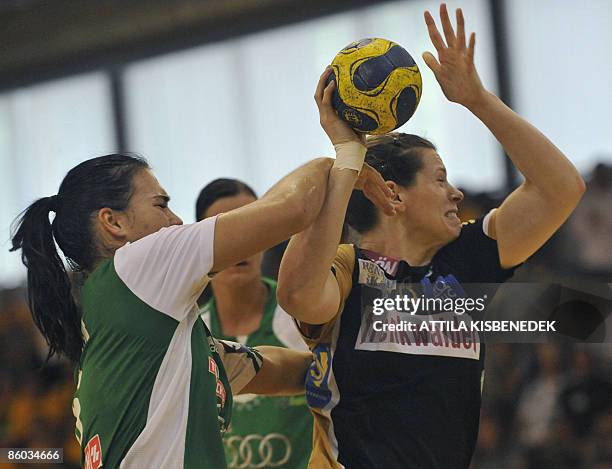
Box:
[277,68,396,326]
[239,346,313,396]
[211,68,394,275]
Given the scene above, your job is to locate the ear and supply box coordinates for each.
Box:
[96,208,130,240]
[385,181,407,214]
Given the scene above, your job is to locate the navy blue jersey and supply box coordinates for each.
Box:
[300,217,517,469]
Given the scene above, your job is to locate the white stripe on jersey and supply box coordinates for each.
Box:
[120,307,199,469]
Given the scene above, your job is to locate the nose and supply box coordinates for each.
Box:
[450,186,464,203]
[169,210,183,226]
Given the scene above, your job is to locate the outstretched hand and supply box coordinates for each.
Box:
[422,4,487,110]
[315,67,365,146]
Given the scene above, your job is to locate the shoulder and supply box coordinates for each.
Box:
[435,211,516,283]
[81,258,133,308]
[332,244,357,282]
[115,217,217,268]
[111,218,219,321]
[334,244,356,267]
[437,213,496,258]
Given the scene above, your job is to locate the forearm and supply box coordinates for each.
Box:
[240,346,312,396]
[211,158,333,272]
[262,157,334,231]
[278,167,358,317]
[467,92,585,199]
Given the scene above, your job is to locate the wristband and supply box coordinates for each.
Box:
[333,141,367,173]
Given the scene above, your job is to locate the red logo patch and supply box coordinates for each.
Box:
[208,357,227,409]
[84,434,103,469]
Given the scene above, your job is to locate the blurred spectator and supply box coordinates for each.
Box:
[560,349,612,438]
[516,344,563,449]
[587,407,612,467]
[562,162,612,278]
[0,287,80,469]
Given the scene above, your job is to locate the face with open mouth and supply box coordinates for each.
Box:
[398,149,464,245]
[217,255,263,284]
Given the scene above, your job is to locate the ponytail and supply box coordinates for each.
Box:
[11,196,82,362]
[10,153,149,362]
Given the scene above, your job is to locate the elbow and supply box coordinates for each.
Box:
[277,283,311,322]
[567,172,587,207]
[277,259,304,318]
[534,170,586,207]
[575,173,587,197]
[276,283,300,317]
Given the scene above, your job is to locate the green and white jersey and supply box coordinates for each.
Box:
[72,217,263,469]
[200,278,313,469]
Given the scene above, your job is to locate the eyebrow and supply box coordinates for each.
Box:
[152,194,171,203]
[436,167,447,175]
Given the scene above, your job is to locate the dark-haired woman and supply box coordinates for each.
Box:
[277,5,585,469]
[195,178,313,469]
[10,79,394,466]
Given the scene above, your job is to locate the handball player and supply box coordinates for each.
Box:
[277,4,586,468]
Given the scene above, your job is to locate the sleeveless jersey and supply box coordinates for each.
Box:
[200,277,313,469]
[300,215,517,469]
[73,217,263,469]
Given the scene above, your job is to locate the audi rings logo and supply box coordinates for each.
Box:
[225,433,292,468]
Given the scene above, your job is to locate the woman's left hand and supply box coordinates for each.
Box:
[355,163,398,216]
[422,4,487,110]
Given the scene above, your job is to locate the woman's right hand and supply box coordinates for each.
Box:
[315,66,365,146]
[314,67,395,215]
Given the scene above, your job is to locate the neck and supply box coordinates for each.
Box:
[359,220,443,266]
[211,277,268,337]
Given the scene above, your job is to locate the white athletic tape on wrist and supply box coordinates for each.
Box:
[333,141,367,173]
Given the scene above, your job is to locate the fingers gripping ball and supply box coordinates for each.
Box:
[327,38,422,134]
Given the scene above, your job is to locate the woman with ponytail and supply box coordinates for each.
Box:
[10,85,394,468]
[11,155,149,363]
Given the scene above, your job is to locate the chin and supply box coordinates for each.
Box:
[442,222,462,244]
[451,224,463,239]
[225,269,259,284]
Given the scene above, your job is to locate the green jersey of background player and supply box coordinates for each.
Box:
[196,178,313,469]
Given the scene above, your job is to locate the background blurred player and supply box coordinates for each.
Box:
[195,178,313,469]
[277,4,586,468]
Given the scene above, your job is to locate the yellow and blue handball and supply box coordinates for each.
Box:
[327,37,422,134]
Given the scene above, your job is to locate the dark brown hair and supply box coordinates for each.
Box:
[346,132,436,233]
[195,178,257,221]
[10,153,149,362]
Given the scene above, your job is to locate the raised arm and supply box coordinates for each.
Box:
[277,68,395,325]
[212,156,333,272]
[423,4,585,268]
